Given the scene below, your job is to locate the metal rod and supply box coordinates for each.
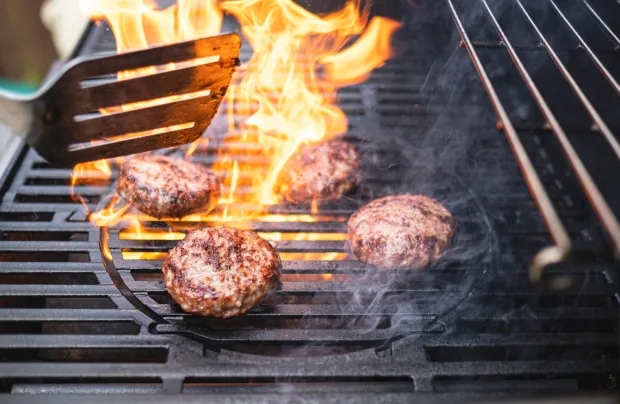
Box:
[548,0,620,96]
[446,0,571,277]
[515,0,620,162]
[482,0,620,256]
[579,0,620,49]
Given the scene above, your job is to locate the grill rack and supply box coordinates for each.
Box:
[101,147,494,348]
[0,1,617,401]
[448,0,620,285]
[77,34,498,348]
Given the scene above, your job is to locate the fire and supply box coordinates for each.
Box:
[120,229,185,240]
[321,16,403,86]
[122,251,168,260]
[71,159,112,200]
[120,229,348,262]
[216,0,402,207]
[80,0,222,54]
[75,0,402,262]
[90,196,131,226]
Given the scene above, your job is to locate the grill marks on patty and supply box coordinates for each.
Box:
[348,195,456,269]
[163,226,281,318]
[116,155,221,218]
[279,140,361,203]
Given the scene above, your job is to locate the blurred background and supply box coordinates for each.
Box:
[0,0,87,151]
[0,0,87,92]
[0,0,56,92]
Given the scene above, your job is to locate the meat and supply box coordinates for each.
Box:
[279,139,361,203]
[348,195,456,269]
[116,155,220,218]
[163,226,281,318]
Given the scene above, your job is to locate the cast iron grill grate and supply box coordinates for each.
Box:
[0,1,616,401]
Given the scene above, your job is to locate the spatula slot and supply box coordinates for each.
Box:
[78,55,221,87]
[68,122,196,151]
[72,88,212,121]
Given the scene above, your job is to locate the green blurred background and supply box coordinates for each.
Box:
[0,0,57,93]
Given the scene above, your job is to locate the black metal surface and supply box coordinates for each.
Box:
[0,0,617,402]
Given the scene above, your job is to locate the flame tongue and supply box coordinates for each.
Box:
[217,0,401,207]
[222,0,367,141]
[81,0,223,51]
[76,0,402,259]
[321,16,403,86]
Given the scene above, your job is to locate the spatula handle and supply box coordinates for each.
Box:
[0,89,33,137]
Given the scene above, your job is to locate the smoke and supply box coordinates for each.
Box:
[201,0,508,355]
[265,0,509,350]
[325,168,499,341]
[303,0,524,346]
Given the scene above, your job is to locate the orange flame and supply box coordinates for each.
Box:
[321,16,403,86]
[90,196,131,227]
[217,0,402,208]
[76,0,402,263]
[75,0,223,228]
[120,228,348,262]
[80,0,222,53]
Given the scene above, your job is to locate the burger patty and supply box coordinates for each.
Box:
[348,195,456,269]
[279,139,361,203]
[116,155,220,218]
[163,226,281,318]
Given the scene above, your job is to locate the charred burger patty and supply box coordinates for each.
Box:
[163,226,281,318]
[116,155,220,218]
[348,195,456,269]
[279,139,361,203]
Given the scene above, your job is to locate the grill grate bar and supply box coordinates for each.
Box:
[128,281,461,294]
[115,222,348,233]
[117,259,376,272]
[0,263,103,273]
[0,285,120,296]
[0,334,169,349]
[460,307,620,320]
[0,223,94,231]
[152,304,440,317]
[422,333,619,347]
[0,360,613,379]
[157,324,429,342]
[0,242,97,251]
[0,308,138,321]
[116,240,346,252]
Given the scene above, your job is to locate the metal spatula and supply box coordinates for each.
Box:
[0,33,241,165]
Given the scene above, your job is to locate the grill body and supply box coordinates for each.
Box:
[0,0,617,402]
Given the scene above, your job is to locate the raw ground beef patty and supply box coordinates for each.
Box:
[348,195,456,269]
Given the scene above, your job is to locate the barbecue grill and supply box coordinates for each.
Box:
[0,0,618,402]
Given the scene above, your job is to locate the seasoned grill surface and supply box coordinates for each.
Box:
[0,1,617,401]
